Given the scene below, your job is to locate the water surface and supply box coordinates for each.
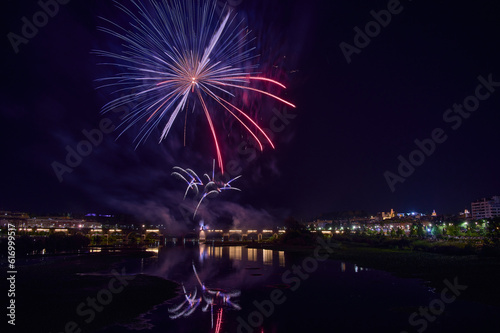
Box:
[97,244,500,333]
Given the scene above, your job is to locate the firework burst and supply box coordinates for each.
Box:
[172,160,241,218]
[96,0,295,172]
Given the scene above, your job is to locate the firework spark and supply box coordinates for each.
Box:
[96,0,295,172]
[169,262,241,330]
[172,160,241,218]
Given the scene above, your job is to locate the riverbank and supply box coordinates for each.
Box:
[329,242,500,305]
[247,239,500,307]
[12,251,179,333]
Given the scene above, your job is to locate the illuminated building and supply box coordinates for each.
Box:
[379,209,395,220]
[471,196,500,219]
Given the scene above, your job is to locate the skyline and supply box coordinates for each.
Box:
[1,0,500,226]
[0,193,491,222]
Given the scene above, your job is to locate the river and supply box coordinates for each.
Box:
[92,243,499,333]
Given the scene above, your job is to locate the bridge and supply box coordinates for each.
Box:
[199,229,285,241]
[12,224,287,244]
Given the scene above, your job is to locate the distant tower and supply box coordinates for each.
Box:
[199,221,206,242]
[431,210,437,217]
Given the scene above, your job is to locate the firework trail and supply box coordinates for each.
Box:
[171,166,203,199]
[172,160,241,218]
[96,0,295,172]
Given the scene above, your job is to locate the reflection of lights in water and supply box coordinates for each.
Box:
[169,262,241,331]
[204,246,285,268]
[279,251,285,267]
[199,243,207,262]
[263,249,273,265]
[354,264,365,273]
[229,246,242,260]
[341,262,346,272]
[207,246,222,258]
[247,248,257,262]
[146,247,159,254]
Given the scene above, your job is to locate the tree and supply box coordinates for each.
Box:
[446,225,460,237]
[431,226,442,237]
[417,224,426,238]
[281,217,314,246]
[487,217,500,239]
[284,216,306,232]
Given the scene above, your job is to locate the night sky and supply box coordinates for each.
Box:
[1,0,499,228]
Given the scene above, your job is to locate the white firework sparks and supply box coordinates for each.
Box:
[172,159,241,218]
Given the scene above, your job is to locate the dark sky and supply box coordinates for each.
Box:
[1,0,499,227]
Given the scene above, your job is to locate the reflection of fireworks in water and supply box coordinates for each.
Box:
[169,262,241,331]
[172,160,241,217]
[96,0,295,172]
[168,283,202,319]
